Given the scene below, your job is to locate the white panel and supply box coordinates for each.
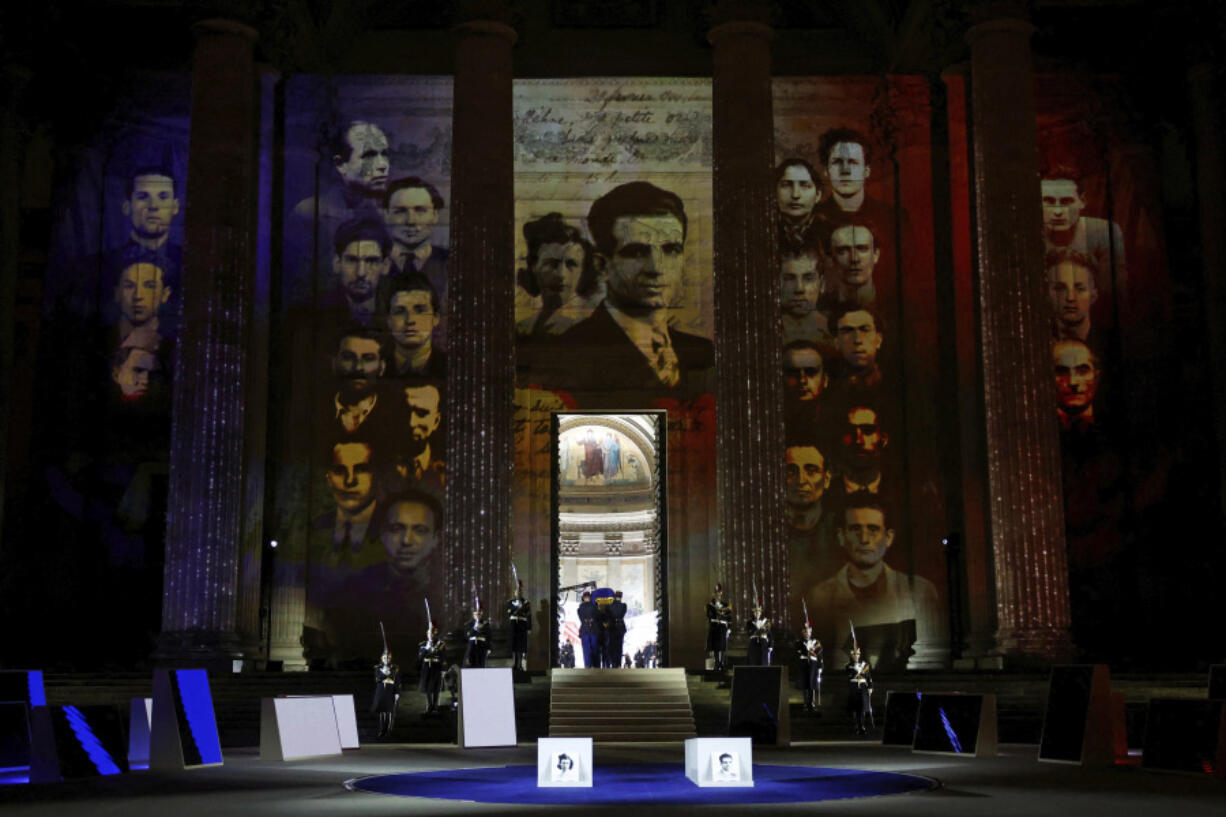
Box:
[459,668,517,748]
[330,695,360,750]
[537,737,593,787]
[260,697,343,762]
[128,697,153,766]
[684,737,753,787]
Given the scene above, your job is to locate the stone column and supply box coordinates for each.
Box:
[1188,61,1226,517]
[445,4,517,622]
[708,6,788,622]
[966,2,1073,661]
[157,19,261,667]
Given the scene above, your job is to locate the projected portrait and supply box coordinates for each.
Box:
[382,177,450,316]
[1052,338,1099,432]
[782,339,833,432]
[391,380,445,496]
[820,222,880,312]
[805,493,939,672]
[535,181,715,400]
[110,344,159,403]
[780,244,828,346]
[113,261,173,351]
[776,158,823,254]
[383,273,444,379]
[1046,249,1102,349]
[324,326,392,443]
[319,437,381,557]
[327,218,392,328]
[294,120,391,223]
[515,212,600,340]
[829,304,884,395]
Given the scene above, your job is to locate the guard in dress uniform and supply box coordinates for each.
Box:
[465,597,492,668]
[607,590,628,669]
[706,583,733,671]
[417,619,446,715]
[506,580,532,672]
[846,645,873,734]
[795,619,823,712]
[559,642,576,668]
[746,591,772,666]
[372,647,401,738]
[577,590,598,668]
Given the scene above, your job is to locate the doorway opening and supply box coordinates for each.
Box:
[550,411,667,669]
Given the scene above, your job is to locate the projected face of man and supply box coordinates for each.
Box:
[1047,260,1097,330]
[836,309,882,371]
[387,290,438,350]
[1053,342,1098,414]
[785,445,830,507]
[335,239,388,304]
[326,442,375,513]
[830,225,878,289]
[380,499,438,574]
[112,348,156,400]
[604,215,685,317]
[777,164,818,222]
[334,336,384,398]
[533,241,586,307]
[839,506,894,570]
[826,142,870,201]
[840,407,887,473]
[116,263,171,327]
[335,123,390,196]
[783,346,827,403]
[385,186,438,249]
[781,255,821,318]
[1041,179,1085,236]
[404,384,442,446]
[124,174,179,240]
[719,755,733,772]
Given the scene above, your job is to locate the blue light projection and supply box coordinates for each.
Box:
[937,707,964,754]
[173,671,222,765]
[26,672,46,708]
[62,706,122,776]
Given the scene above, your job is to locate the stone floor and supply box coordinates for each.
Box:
[1,741,1223,816]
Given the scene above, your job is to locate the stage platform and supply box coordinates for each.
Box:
[0,741,1223,816]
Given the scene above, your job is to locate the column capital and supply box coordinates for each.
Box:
[452,19,518,46]
[707,20,774,48]
[966,16,1033,47]
[192,18,259,44]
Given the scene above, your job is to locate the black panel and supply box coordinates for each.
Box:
[729,666,784,744]
[1209,665,1226,700]
[913,694,984,755]
[0,703,31,767]
[1039,665,1096,762]
[1142,699,1223,775]
[881,690,922,746]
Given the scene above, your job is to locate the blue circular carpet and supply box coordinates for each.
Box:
[347,763,936,805]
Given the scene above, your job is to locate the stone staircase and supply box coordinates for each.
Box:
[549,668,697,742]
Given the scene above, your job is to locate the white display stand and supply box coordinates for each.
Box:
[537,737,593,787]
[684,737,753,787]
[150,669,223,771]
[128,697,153,766]
[458,668,517,748]
[330,695,360,750]
[260,697,343,762]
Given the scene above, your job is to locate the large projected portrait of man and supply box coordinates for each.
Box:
[805,492,939,672]
[319,437,381,557]
[1046,249,1102,349]
[393,381,445,495]
[113,261,172,347]
[782,339,832,432]
[325,327,392,442]
[384,274,444,379]
[295,120,391,222]
[1053,338,1100,432]
[541,181,714,399]
[820,222,879,311]
[830,304,884,394]
[785,436,841,597]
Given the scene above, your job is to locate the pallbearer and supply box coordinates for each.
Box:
[796,611,823,712]
[465,593,491,668]
[845,620,873,735]
[506,564,531,672]
[417,604,446,715]
[746,584,772,665]
[607,590,628,668]
[372,622,401,738]
[577,590,598,668]
[706,583,733,671]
